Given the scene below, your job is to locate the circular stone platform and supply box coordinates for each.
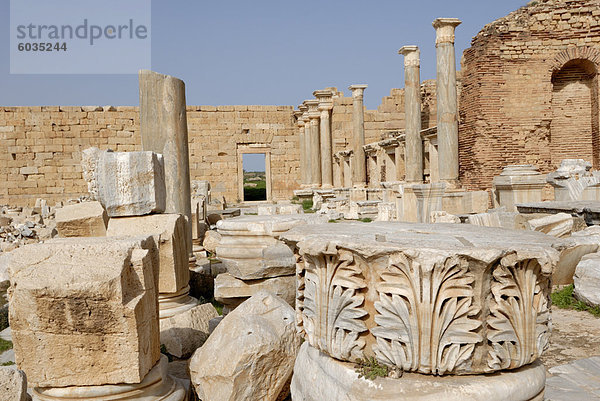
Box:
[32,355,187,401]
[291,342,545,401]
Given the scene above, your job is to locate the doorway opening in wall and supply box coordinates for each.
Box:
[551,58,599,168]
[242,153,267,201]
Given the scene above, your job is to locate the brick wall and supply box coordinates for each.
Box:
[0,105,297,206]
[459,0,600,191]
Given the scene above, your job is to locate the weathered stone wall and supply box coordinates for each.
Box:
[459,0,600,191]
[0,105,298,206]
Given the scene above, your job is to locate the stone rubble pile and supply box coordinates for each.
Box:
[547,159,600,202]
[0,201,58,254]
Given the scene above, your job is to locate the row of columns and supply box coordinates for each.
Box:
[399,18,461,186]
[296,85,367,189]
[295,17,461,189]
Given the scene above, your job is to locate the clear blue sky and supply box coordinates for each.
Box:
[0,0,526,110]
[243,153,266,173]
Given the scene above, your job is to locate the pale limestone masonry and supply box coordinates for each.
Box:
[106,214,198,319]
[107,214,188,294]
[292,342,546,401]
[32,355,186,401]
[7,236,160,388]
[214,272,296,310]
[81,147,166,217]
[0,367,29,401]
[214,214,327,311]
[55,201,108,237]
[189,291,300,401]
[0,104,299,207]
[215,214,328,279]
[547,159,600,201]
[493,165,547,211]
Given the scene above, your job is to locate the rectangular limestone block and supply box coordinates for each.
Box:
[7,236,160,387]
[107,214,189,294]
[82,147,166,217]
[55,201,109,237]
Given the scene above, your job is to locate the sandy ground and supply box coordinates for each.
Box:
[541,306,600,370]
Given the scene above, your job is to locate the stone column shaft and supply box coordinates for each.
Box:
[139,70,192,257]
[302,113,311,186]
[319,109,333,187]
[349,85,368,187]
[399,46,423,183]
[299,125,306,184]
[433,18,461,185]
[305,100,321,187]
[314,90,334,188]
[295,108,308,186]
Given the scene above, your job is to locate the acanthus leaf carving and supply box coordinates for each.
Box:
[301,248,368,361]
[487,258,551,371]
[295,252,306,337]
[372,253,481,374]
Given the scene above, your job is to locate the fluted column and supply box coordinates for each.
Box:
[433,18,461,186]
[305,99,321,187]
[314,90,334,188]
[294,109,307,186]
[349,84,367,187]
[399,46,423,183]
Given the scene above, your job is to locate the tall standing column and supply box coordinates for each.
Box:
[305,99,321,187]
[349,85,368,187]
[433,18,461,186]
[294,109,307,186]
[399,46,423,183]
[300,104,311,187]
[314,90,334,188]
[139,70,193,258]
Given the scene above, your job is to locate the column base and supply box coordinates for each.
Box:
[291,343,545,401]
[33,355,188,401]
[158,286,198,320]
[188,255,197,270]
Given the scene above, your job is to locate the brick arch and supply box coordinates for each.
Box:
[550,47,600,74]
[549,51,600,169]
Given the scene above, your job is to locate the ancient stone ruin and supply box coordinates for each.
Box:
[2,0,600,400]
